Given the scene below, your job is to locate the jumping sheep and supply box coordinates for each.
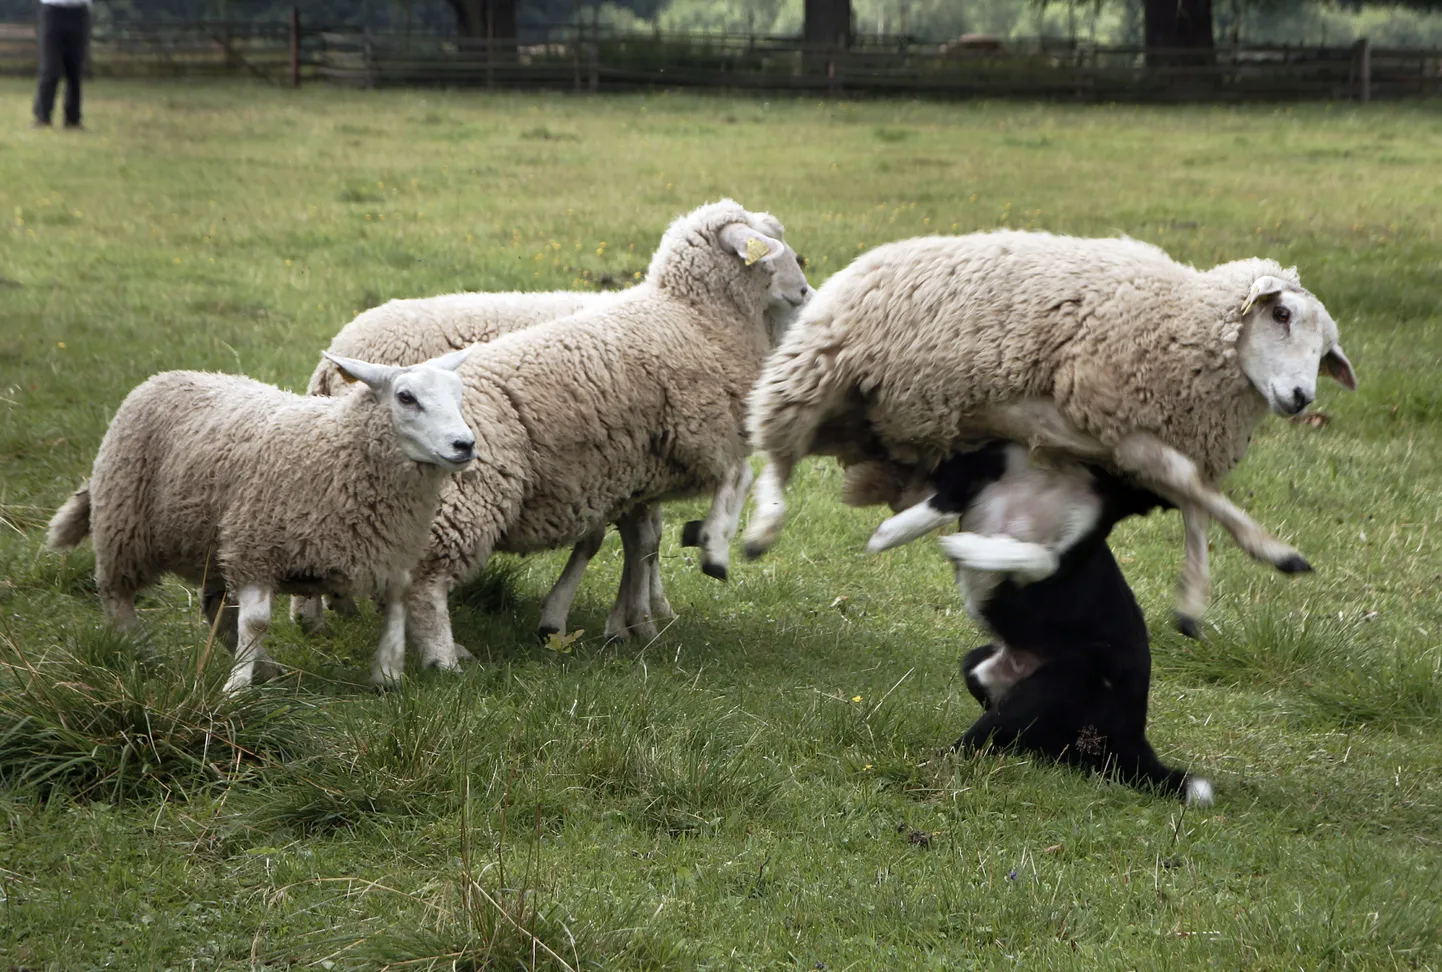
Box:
[46,349,476,692]
[403,198,811,665]
[742,230,1357,632]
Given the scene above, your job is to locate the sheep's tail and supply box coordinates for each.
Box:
[46,483,92,550]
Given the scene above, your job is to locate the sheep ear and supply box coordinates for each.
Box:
[719,223,785,266]
[1322,344,1357,391]
[425,346,473,372]
[1241,275,1288,315]
[322,352,396,390]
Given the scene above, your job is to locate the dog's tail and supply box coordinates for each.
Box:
[937,532,1059,580]
[46,483,92,550]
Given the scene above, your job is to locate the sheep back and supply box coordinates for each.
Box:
[308,291,601,396]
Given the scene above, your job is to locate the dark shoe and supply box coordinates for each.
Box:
[32,119,51,128]
[63,121,84,131]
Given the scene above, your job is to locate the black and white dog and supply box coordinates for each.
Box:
[865,442,1213,805]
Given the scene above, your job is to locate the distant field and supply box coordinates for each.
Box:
[1,80,1439,970]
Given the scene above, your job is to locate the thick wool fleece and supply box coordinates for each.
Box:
[308,292,608,396]
[77,372,447,602]
[418,199,780,583]
[749,231,1292,485]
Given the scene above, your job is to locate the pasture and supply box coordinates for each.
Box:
[1,80,1440,969]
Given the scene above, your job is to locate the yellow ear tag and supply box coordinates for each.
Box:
[745,237,769,266]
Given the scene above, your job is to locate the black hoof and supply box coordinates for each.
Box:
[701,561,729,582]
[743,541,768,561]
[1277,555,1313,575]
[536,624,559,643]
[680,520,702,548]
[1174,613,1202,641]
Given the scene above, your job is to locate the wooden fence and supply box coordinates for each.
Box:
[3,18,1440,102]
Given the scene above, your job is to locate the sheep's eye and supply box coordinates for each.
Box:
[1272,305,1292,325]
[397,390,418,407]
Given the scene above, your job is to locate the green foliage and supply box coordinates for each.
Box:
[1,81,1441,969]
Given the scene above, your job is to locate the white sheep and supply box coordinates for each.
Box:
[742,230,1357,631]
[403,199,810,665]
[45,349,476,691]
[295,226,803,639]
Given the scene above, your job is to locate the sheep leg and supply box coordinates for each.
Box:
[101,589,139,631]
[202,580,240,651]
[742,456,795,560]
[645,504,676,622]
[223,585,273,694]
[606,505,660,643]
[1175,506,1211,640]
[370,583,408,688]
[538,527,605,640]
[681,461,754,581]
[1112,433,1310,573]
[406,571,463,672]
[289,594,325,634]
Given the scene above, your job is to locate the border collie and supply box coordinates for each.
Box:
[867,442,1213,805]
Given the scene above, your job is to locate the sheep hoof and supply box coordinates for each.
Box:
[536,624,559,643]
[451,643,476,663]
[680,520,703,548]
[1276,554,1313,575]
[702,561,729,582]
[743,539,770,561]
[1174,614,1202,641]
[253,658,286,683]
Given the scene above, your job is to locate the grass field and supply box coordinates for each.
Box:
[1,79,1440,970]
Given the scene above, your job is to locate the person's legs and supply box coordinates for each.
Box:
[60,7,88,127]
[32,5,63,125]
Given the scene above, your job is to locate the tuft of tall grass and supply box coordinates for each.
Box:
[0,625,315,801]
[1161,605,1442,727]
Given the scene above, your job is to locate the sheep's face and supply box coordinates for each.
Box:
[720,222,814,312]
[323,348,477,471]
[1237,276,1357,417]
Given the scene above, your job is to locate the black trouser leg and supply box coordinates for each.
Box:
[61,8,88,126]
[33,6,64,124]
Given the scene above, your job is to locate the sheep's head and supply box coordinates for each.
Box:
[720,220,812,312]
[322,347,478,471]
[1236,275,1357,417]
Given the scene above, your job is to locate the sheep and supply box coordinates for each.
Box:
[741,230,1357,632]
[294,219,805,640]
[401,199,811,666]
[45,349,476,692]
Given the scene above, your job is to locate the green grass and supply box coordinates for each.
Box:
[2,80,1441,969]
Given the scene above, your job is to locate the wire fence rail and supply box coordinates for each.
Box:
[2,17,1440,101]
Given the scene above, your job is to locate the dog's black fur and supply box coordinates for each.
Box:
[921,444,1207,802]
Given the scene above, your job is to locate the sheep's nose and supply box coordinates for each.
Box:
[1289,387,1312,414]
[451,437,475,457]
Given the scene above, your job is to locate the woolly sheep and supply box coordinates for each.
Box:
[45,349,476,692]
[296,218,804,640]
[742,230,1357,631]
[404,199,811,665]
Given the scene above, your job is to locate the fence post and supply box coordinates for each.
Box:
[1354,37,1371,102]
[289,6,300,88]
[486,2,494,90]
